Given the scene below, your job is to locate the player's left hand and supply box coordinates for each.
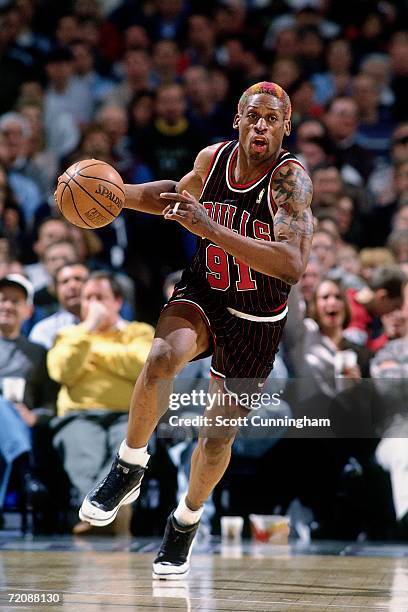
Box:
[160,190,213,239]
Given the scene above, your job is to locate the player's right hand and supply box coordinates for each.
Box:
[161,190,214,239]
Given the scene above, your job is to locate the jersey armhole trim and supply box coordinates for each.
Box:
[199,141,231,199]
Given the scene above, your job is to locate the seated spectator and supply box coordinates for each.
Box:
[69,40,115,107]
[270,57,301,95]
[93,105,153,187]
[0,118,43,230]
[150,39,182,88]
[337,245,364,289]
[311,38,353,106]
[298,256,322,314]
[0,163,26,259]
[289,78,323,127]
[367,122,408,210]
[0,257,25,279]
[296,134,335,173]
[359,248,396,284]
[314,210,340,244]
[392,204,408,232]
[183,66,233,144]
[371,279,408,537]
[389,31,408,123]
[29,261,89,350]
[345,265,406,351]
[143,83,205,180]
[297,278,369,393]
[333,193,363,246]
[26,217,72,290]
[360,53,394,108]
[352,73,394,159]
[128,90,155,146]
[311,163,344,208]
[0,111,49,199]
[393,160,408,209]
[44,47,94,129]
[288,278,373,536]
[33,239,78,315]
[0,274,56,515]
[106,49,153,108]
[324,96,374,186]
[387,229,408,264]
[330,244,365,291]
[47,271,154,533]
[185,13,216,67]
[311,229,337,275]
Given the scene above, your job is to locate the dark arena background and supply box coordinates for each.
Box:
[0,0,407,610]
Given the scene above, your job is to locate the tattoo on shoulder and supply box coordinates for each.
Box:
[272,164,314,241]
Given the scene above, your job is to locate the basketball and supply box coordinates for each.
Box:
[55,159,125,229]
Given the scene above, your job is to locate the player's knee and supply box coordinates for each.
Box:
[144,340,181,384]
[199,436,234,464]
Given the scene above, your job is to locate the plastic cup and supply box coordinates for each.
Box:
[220,516,244,541]
[2,377,26,402]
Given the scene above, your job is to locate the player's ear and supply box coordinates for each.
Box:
[284,119,291,136]
[233,113,240,130]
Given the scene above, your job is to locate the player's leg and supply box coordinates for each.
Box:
[126,304,209,449]
[153,315,286,579]
[153,378,245,579]
[79,303,210,526]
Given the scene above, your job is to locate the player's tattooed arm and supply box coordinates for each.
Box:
[271,163,314,284]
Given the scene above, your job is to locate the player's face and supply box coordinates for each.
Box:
[234,94,290,162]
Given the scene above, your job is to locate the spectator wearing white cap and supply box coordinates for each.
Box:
[0,273,56,513]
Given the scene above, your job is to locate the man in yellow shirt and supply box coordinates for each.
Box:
[48,271,154,530]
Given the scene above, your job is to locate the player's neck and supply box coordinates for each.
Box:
[234,146,281,184]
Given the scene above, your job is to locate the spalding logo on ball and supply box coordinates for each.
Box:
[55,159,125,229]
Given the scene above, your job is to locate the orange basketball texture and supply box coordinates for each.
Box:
[55,159,125,229]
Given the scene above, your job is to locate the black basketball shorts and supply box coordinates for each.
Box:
[164,277,287,398]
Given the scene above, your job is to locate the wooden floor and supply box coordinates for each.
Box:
[0,538,407,611]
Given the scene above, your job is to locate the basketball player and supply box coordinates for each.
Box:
[79,82,313,578]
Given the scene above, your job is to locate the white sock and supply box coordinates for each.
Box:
[118,440,150,467]
[174,493,203,526]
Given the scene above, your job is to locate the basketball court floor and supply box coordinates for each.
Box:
[0,535,407,611]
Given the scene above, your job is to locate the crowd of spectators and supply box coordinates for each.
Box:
[0,0,407,540]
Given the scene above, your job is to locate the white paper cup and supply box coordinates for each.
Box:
[2,377,26,402]
[334,350,357,377]
[334,350,358,391]
[221,516,244,541]
[249,514,290,543]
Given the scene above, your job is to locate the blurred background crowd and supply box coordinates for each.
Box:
[0,0,407,542]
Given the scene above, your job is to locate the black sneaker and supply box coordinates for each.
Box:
[79,454,147,527]
[152,512,200,580]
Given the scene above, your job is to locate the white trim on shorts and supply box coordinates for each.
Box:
[227,305,288,322]
[166,297,212,329]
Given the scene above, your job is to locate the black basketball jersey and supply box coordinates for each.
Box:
[188,140,305,315]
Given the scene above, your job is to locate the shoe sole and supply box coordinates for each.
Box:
[152,568,190,580]
[79,485,141,527]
